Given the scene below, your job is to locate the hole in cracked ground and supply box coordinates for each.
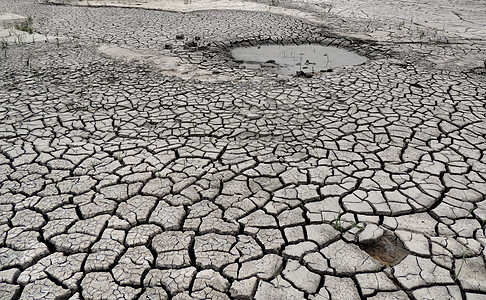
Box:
[231,44,367,75]
[360,231,409,266]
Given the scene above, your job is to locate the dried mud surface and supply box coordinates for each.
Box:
[0,0,485,299]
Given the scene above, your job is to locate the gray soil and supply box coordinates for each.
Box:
[0,0,485,299]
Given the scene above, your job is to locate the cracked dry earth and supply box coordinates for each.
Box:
[1,0,486,299]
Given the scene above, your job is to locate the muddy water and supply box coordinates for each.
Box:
[231,44,367,75]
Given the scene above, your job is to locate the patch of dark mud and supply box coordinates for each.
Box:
[361,231,410,266]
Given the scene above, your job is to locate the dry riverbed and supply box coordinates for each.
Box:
[0,0,485,299]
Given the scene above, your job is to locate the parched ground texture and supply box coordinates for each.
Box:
[0,0,486,299]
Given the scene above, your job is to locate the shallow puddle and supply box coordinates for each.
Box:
[231,44,367,75]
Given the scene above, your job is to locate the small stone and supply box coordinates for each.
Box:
[184,40,197,48]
